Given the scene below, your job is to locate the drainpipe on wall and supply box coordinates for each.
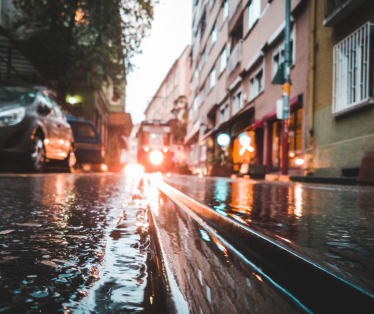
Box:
[305,0,318,176]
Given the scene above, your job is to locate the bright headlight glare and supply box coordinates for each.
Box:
[0,107,25,127]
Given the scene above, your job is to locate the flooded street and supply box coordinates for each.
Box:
[165,175,374,289]
[0,174,158,314]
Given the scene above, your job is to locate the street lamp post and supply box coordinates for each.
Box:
[281,0,291,176]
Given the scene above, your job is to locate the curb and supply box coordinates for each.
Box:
[154,178,374,313]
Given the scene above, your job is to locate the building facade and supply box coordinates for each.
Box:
[145,46,190,123]
[186,0,310,176]
[66,83,133,171]
[306,0,374,177]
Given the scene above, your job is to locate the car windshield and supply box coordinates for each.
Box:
[0,87,37,107]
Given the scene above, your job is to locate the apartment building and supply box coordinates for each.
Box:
[145,46,190,123]
[186,0,310,175]
[305,0,374,177]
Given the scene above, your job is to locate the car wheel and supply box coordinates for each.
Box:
[28,134,46,173]
[62,148,76,173]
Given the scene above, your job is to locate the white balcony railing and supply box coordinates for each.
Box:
[333,22,373,115]
[227,40,242,75]
[228,0,241,21]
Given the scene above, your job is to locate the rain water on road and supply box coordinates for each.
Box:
[0,174,154,314]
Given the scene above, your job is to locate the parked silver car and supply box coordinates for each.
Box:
[0,86,75,172]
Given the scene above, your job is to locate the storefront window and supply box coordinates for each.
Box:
[272,121,282,170]
[271,108,303,171]
[288,108,302,164]
[233,131,255,165]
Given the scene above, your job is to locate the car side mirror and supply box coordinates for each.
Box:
[37,104,51,116]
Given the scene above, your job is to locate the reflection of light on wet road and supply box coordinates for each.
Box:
[230,214,248,225]
[295,184,302,217]
[143,174,160,215]
[200,229,211,241]
[124,164,144,191]
[215,179,228,203]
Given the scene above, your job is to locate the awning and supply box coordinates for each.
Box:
[263,94,303,122]
[201,104,255,141]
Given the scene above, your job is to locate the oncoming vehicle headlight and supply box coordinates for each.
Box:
[0,107,26,127]
[149,150,163,165]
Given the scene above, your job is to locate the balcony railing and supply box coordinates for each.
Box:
[227,40,242,75]
[228,0,241,21]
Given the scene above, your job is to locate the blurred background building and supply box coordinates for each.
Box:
[144,45,191,169]
[185,0,308,176]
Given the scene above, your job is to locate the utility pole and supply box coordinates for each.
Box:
[281,0,291,175]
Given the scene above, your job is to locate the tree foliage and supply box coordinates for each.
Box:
[169,118,187,145]
[10,0,154,98]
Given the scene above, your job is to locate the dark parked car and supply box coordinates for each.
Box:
[67,117,106,172]
[0,86,75,172]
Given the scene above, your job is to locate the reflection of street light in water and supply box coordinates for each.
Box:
[239,134,254,156]
[295,185,302,217]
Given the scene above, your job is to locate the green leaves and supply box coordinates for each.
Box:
[10,0,154,98]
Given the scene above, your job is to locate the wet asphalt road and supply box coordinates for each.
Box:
[4,172,374,313]
[0,173,157,314]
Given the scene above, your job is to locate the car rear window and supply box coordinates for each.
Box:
[70,123,97,139]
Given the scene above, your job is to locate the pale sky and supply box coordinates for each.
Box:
[126,0,192,124]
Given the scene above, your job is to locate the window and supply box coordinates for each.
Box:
[333,22,373,114]
[209,67,216,89]
[211,23,217,47]
[272,29,295,78]
[232,91,242,115]
[219,104,229,124]
[206,285,211,304]
[271,108,303,170]
[248,0,261,31]
[249,66,264,100]
[189,108,193,120]
[198,269,203,285]
[201,46,207,69]
[201,145,207,161]
[199,83,205,106]
[190,78,193,93]
[220,47,227,73]
[209,0,215,9]
[222,1,228,22]
[174,86,178,99]
[194,67,199,82]
[175,66,179,77]
[194,96,199,111]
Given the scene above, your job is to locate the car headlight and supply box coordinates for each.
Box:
[0,107,25,127]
